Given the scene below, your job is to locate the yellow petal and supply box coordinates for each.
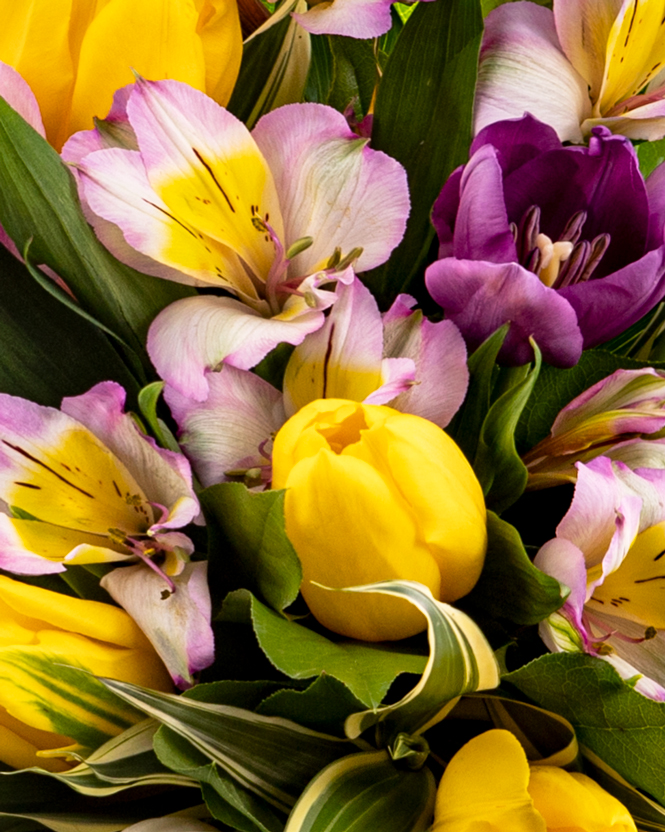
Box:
[528,767,636,831]
[0,705,72,772]
[8,517,127,563]
[195,0,243,106]
[433,730,546,832]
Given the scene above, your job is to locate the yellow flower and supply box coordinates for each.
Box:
[433,729,636,832]
[0,575,172,772]
[0,0,242,149]
[271,399,487,641]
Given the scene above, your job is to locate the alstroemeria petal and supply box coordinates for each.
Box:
[148,295,326,401]
[61,383,200,531]
[383,296,468,429]
[362,358,416,406]
[101,561,214,689]
[585,99,665,141]
[165,367,286,487]
[252,103,410,274]
[126,78,283,282]
[292,0,392,38]
[0,61,45,136]
[0,394,152,537]
[0,516,67,575]
[425,258,583,367]
[475,2,592,143]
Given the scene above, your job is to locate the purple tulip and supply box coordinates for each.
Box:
[425,115,665,367]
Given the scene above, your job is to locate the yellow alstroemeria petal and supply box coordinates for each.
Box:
[598,0,665,115]
[591,520,665,628]
[0,706,72,772]
[433,730,546,832]
[7,517,127,563]
[0,0,75,148]
[195,0,243,106]
[528,767,637,831]
[65,0,207,145]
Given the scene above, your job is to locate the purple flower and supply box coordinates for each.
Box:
[425,115,665,367]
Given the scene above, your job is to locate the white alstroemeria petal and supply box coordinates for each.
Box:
[0,61,45,136]
[582,97,665,141]
[252,103,409,274]
[148,295,326,401]
[475,2,592,143]
[165,367,286,488]
[101,561,214,690]
[293,0,392,38]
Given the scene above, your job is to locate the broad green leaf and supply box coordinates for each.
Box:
[201,484,302,613]
[506,653,665,804]
[474,344,542,513]
[100,677,352,813]
[138,382,181,453]
[458,512,565,629]
[0,96,193,370]
[0,244,138,407]
[283,750,435,832]
[362,0,483,305]
[327,36,377,118]
[340,581,499,742]
[304,36,334,104]
[220,589,427,709]
[638,136,665,178]
[446,324,509,463]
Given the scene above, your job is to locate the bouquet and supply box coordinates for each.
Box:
[1,0,665,829]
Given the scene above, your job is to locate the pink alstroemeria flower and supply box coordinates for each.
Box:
[536,456,665,700]
[164,276,468,489]
[0,382,212,689]
[291,0,431,38]
[475,0,665,143]
[66,78,410,401]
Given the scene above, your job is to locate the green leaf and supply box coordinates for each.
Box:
[283,750,436,832]
[473,346,542,513]
[339,581,499,743]
[101,677,352,814]
[0,244,138,408]
[138,381,181,453]
[220,589,427,709]
[362,0,483,305]
[458,512,566,629]
[638,137,665,178]
[201,484,302,613]
[0,96,193,370]
[304,36,335,104]
[327,37,377,118]
[506,653,665,805]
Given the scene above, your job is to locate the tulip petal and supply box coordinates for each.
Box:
[164,366,286,487]
[425,258,583,367]
[148,295,326,400]
[252,103,410,274]
[101,561,214,689]
[0,706,71,772]
[61,382,200,531]
[196,0,243,106]
[292,0,392,38]
[475,2,591,143]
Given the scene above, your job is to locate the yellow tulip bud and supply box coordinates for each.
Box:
[0,575,172,772]
[433,729,636,832]
[0,0,242,150]
[272,399,487,641]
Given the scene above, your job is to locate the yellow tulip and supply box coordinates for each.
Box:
[0,0,242,150]
[433,729,636,832]
[0,574,172,772]
[272,399,487,641]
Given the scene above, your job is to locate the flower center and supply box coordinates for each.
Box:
[511,205,611,290]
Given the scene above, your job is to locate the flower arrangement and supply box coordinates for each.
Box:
[3,0,665,829]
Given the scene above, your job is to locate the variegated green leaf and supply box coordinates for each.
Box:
[284,750,435,832]
[341,581,499,743]
[100,678,354,813]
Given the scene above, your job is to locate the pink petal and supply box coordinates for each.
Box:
[0,62,45,137]
[293,0,392,38]
[0,515,66,575]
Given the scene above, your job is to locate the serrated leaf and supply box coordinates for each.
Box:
[362,0,483,305]
[283,750,435,832]
[100,677,352,814]
[506,652,665,805]
[201,484,302,613]
[220,589,427,709]
[458,512,565,628]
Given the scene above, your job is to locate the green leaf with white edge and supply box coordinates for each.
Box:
[340,581,499,743]
[100,677,353,813]
[362,0,483,306]
[474,342,542,513]
[220,589,427,709]
[283,750,436,832]
[201,484,302,612]
[446,325,509,464]
[138,382,181,453]
[0,96,193,368]
[638,136,665,178]
[505,652,665,804]
[457,512,566,629]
